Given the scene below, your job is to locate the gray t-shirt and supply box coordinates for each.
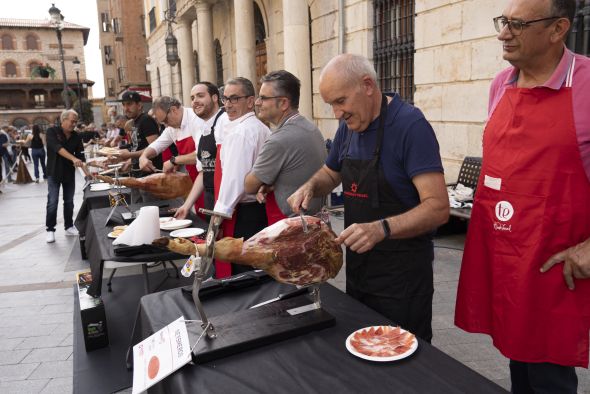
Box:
[252,115,327,216]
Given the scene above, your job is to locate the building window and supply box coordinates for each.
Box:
[373,0,415,103]
[5,61,17,77]
[113,18,121,34]
[140,15,146,36]
[157,67,162,96]
[567,1,590,56]
[25,34,39,50]
[33,117,50,131]
[149,7,157,33]
[2,34,14,50]
[117,66,126,83]
[12,118,28,129]
[34,94,45,106]
[194,51,200,83]
[101,12,111,32]
[107,78,115,97]
[28,61,42,75]
[214,39,223,87]
[104,45,113,64]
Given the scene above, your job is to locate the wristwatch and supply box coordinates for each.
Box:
[170,156,177,165]
[380,218,391,238]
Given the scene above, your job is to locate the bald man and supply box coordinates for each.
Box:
[288,54,448,342]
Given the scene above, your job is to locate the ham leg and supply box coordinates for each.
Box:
[96,172,192,200]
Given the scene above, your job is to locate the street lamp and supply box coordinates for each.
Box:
[72,57,83,122]
[48,3,70,108]
[164,9,179,67]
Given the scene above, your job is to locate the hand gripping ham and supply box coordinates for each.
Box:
[153,216,344,286]
[96,172,192,200]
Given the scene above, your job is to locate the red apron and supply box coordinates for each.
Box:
[264,192,286,225]
[455,60,590,367]
[175,136,204,215]
[213,144,232,278]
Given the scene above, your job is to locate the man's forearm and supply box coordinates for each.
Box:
[184,173,204,207]
[57,147,78,162]
[386,197,449,239]
[140,147,158,161]
[308,165,342,197]
[174,152,197,166]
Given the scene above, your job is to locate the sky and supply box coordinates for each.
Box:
[4,0,105,98]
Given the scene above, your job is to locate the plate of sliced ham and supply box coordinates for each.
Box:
[345,325,418,362]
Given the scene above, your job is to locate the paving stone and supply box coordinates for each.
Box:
[0,338,25,351]
[0,363,39,382]
[21,346,72,363]
[14,333,69,350]
[60,334,73,347]
[0,349,31,365]
[40,303,74,315]
[31,360,72,379]
[0,378,50,393]
[4,324,58,339]
[41,377,72,394]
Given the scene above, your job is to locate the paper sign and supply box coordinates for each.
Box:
[132,316,192,394]
[181,256,199,277]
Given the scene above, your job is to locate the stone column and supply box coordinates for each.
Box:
[177,18,195,105]
[196,0,217,83]
[283,0,312,119]
[233,0,256,85]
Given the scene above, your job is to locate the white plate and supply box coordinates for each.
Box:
[160,219,192,231]
[107,231,118,239]
[90,183,111,191]
[169,228,205,238]
[159,217,174,224]
[345,325,418,362]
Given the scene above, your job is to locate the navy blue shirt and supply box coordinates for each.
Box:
[326,94,443,208]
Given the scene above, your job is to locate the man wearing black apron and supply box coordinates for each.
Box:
[175,82,229,220]
[288,54,449,342]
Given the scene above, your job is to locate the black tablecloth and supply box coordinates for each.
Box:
[132,281,506,394]
[84,199,206,297]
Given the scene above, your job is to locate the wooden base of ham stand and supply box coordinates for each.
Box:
[189,293,335,363]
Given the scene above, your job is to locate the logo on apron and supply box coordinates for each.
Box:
[493,200,514,232]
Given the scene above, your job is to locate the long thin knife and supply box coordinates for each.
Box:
[249,287,309,309]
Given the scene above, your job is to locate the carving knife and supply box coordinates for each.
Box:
[249,287,309,309]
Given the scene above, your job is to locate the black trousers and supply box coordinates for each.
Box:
[509,359,577,394]
[231,202,267,274]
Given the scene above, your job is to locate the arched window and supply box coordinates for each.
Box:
[5,61,17,77]
[12,118,28,129]
[28,61,42,75]
[2,34,14,50]
[214,39,223,87]
[26,34,39,50]
[253,2,267,92]
[193,50,200,84]
[33,117,50,131]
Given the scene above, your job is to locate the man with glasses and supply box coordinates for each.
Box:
[175,82,229,219]
[455,1,590,392]
[214,77,270,277]
[116,90,162,202]
[244,70,326,224]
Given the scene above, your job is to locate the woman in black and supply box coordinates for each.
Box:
[29,125,47,182]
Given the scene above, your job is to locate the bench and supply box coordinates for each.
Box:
[448,156,482,220]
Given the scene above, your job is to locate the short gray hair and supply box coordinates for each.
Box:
[225,77,255,97]
[320,53,377,86]
[60,109,78,123]
[152,96,182,112]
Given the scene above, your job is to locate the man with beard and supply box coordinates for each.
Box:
[175,82,229,218]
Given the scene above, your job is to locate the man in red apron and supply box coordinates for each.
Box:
[138,95,205,213]
[245,70,326,225]
[213,77,270,277]
[455,1,590,392]
[288,54,449,342]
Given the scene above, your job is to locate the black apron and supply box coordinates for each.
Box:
[197,109,225,211]
[341,95,434,342]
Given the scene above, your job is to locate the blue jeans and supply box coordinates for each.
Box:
[46,176,75,232]
[2,152,13,180]
[31,148,46,179]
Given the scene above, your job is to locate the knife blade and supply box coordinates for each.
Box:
[249,287,310,309]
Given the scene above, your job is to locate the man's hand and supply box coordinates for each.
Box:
[72,158,83,168]
[174,204,190,220]
[335,221,386,254]
[256,184,274,204]
[541,238,590,290]
[139,156,157,173]
[116,149,131,160]
[162,160,177,173]
[120,160,132,173]
[287,184,314,214]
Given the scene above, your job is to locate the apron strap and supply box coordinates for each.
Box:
[565,56,576,88]
[369,94,389,208]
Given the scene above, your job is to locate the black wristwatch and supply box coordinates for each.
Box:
[380,218,391,238]
[170,156,177,165]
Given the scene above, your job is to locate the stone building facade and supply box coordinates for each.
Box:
[143,0,584,180]
[0,18,91,130]
[97,0,152,101]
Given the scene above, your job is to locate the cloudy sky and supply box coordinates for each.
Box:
[4,0,105,98]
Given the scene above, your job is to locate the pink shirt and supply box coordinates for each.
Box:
[488,47,590,181]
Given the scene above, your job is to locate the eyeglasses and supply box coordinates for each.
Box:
[161,106,172,125]
[255,95,285,102]
[221,95,249,104]
[493,16,561,36]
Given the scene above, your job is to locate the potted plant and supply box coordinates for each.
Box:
[30,63,56,79]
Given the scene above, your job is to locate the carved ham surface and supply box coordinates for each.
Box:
[153,216,344,286]
[96,172,192,200]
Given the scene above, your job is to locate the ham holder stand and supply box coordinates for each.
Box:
[188,208,335,363]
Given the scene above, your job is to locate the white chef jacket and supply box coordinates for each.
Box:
[147,107,204,159]
[196,108,230,172]
[213,112,270,216]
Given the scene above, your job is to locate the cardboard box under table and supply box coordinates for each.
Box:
[76,272,109,351]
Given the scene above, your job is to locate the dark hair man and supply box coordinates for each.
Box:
[245,70,326,224]
[455,1,590,392]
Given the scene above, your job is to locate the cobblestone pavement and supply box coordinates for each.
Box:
[0,163,588,393]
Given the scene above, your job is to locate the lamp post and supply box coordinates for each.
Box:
[164,9,179,96]
[72,57,83,122]
[48,3,70,108]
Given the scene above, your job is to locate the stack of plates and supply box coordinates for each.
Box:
[90,183,111,192]
[160,218,192,231]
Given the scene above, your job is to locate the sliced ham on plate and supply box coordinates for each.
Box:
[345,325,418,362]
